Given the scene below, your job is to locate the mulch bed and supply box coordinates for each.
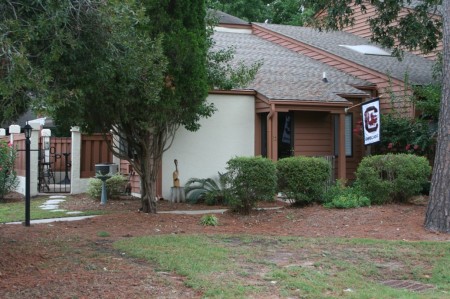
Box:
[0,193,448,298]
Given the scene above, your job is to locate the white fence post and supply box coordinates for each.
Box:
[30,123,40,196]
[70,126,84,194]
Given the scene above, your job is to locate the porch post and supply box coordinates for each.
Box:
[338,112,347,180]
[267,104,278,161]
[271,111,278,161]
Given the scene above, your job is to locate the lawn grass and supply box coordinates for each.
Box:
[0,196,102,223]
[114,235,450,298]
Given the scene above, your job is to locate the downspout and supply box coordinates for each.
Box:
[267,103,275,160]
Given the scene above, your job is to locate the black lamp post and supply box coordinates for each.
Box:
[24,123,32,227]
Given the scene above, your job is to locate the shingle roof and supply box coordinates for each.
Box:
[213,31,372,103]
[255,23,435,85]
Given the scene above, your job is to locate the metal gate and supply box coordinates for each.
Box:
[38,137,71,193]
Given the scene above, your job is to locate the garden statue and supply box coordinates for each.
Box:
[173,159,180,187]
[170,159,184,203]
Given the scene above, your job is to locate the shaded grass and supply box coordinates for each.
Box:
[115,235,450,298]
[0,196,103,223]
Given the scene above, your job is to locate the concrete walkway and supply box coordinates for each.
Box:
[5,195,283,225]
[7,215,97,225]
[159,209,228,215]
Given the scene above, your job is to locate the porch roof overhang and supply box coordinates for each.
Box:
[208,88,370,114]
[255,90,370,114]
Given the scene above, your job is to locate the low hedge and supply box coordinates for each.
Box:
[226,156,277,214]
[277,156,331,204]
[87,173,128,199]
[355,154,431,204]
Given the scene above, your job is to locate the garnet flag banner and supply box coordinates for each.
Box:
[361,98,380,145]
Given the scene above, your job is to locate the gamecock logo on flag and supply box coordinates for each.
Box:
[361,98,381,145]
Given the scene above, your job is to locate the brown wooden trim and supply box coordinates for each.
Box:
[267,103,275,160]
[267,100,350,114]
[209,89,256,95]
[217,24,252,30]
[255,92,271,104]
[338,112,347,180]
[271,109,278,161]
[254,113,261,156]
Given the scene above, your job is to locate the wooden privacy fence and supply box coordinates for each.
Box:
[2,128,113,196]
[80,134,113,178]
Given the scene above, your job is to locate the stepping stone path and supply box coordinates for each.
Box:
[39,195,83,215]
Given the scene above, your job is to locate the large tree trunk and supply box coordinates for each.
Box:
[139,154,160,213]
[424,0,450,233]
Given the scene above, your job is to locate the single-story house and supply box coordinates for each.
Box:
[123,11,435,200]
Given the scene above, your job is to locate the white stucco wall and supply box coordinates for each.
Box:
[161,94,255,199]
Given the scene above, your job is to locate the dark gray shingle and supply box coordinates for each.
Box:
[213,31,372,102]
[255,23,435,85]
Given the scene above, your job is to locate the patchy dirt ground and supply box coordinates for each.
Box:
[0,193,448,298]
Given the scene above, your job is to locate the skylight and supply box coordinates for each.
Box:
[339,45,391,56]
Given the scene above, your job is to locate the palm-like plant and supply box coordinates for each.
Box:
[184,172,230,205]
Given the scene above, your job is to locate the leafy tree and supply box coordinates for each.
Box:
[207,0,314,25]
[271,0,315,25]
[1,0,260,213]
[0,1,47,124]
[208,0,272,22]
[304,0,450,233]
[303,0,443,58]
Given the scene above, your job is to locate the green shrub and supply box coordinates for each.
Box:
[0,140,19,201]
[87,173,128,199]
[226,156,277,214]
[277,156,331,205]
[97,231,111,237]
[323,182,370,209]
[185,172,230,205]
[199,215,219,226]
[355,154,431,204]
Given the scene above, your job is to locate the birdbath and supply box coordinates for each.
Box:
[96,174,111,205]
[95,163,118,205]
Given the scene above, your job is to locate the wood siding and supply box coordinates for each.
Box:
[293,110,363,180]
[293,111,332,156]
